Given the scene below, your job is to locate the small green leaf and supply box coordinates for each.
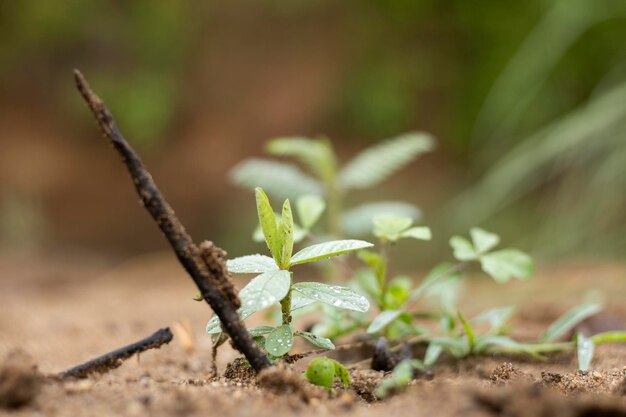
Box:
[207,270,292,334]
[367,310,402,334]
[383,276,411,309]
[231,159,323,199]
[576,333,594,372]
[247,326,274,337]
[292,282,370,312]
[279,199,294,268]
[296,195,326,229]
[290,239,374,265]
[341,201,421,236]
[449,236,477,261]
[295,331,335,350]
[255,188,280,257]
[480,249,534,282]
[590,331,626,344]
[227,255,278,274]
[470,228,500,253]
[253,216,308,243]
[267,137,337,183]
[355,269,382,301]
[473,336,545,359]
[400,226,432,241]
[457,311,475,350]
[373,215,413,242]
[338,132,434,190]
[305,358,335,389]
[540,303,602,343]
[374,359,425,398]
[265,324,294,357]
[410,262,460,301]
[332,360,350,389]
[424,343,443,367]
[471,307,514,334]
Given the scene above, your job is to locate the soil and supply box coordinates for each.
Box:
[1,252,625,416]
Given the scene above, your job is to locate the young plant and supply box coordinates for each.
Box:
[230,133,434,237]
[206,187,373,357]
[305,357,350,389]
[364,227,533,339]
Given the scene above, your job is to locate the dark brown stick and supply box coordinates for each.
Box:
[73,69,271,372]
[59,328,173,379]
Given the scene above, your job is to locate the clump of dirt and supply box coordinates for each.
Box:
[222,358,256,384]
[541,368,626,395]
[0,349,42,409]
[473,385,626,417]
[348,369,384,402]
[257,364,326,404]
[490,362,533,385]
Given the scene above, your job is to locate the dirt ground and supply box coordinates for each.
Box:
[0,251,625,416]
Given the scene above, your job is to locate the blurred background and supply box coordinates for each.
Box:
[1,0,626,268]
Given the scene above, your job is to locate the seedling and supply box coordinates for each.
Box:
[305,357,350,389]
[231,133,434,237]
[207,187,373,357]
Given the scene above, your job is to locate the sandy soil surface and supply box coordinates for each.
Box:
[0,251,625,416]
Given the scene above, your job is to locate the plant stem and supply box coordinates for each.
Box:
[280,273,293,325]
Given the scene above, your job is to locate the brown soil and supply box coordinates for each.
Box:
[1,252,625,416]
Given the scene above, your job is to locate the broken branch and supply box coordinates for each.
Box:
[59,328,173,379]
[73,69,271,372]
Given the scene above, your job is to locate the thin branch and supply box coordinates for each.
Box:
[73,69,271,372]
[59,328,173,379]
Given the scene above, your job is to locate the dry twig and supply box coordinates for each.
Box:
[73,70,271,372]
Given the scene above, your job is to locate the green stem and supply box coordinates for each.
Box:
[280,273,293,325]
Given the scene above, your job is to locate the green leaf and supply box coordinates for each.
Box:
[253,215,307,244]
[267,137,336,183]
[265,324,294,357]
[255,188,280,258]
[227,255,278,274]
[248,326,274,337]
[540,303,602,343]
[400,226,432,241]
[590,331,626,344]
[473,336,545,359]
[383,276,411,309]
[290,296,317,311]
[471,307,514,334]
[205,270,291,334]
[411,262,460,301]
[576,333,594,372]
[305,358,335,389]
[428,337,470,358]
[470,228,500,253]
[449,236,478,261]
[480,249,534,282]
[295,331,335,350]
[290,239,374,265]
[424,343,443,368]
[332,360,350,389]
[457,311,476,350]
[240,270,291,314]
[357,250,386,284]
[279,199,294,268]
[355,269,382,302]
[231,159,323,200]
[338,132,434,190]
[374,359,425,398]
[373,215,413,242]
[296,195,326,229]
[367,310,402,334]
[292,282,370,313]
[341,201,421,236]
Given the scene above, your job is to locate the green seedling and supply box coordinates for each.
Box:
[305,357,350,389]
[207,187,373,357]
[374,359,426,398]
[230,133,434,237]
